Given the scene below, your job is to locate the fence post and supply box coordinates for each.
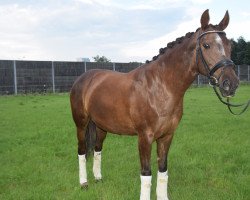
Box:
[51,61,55,93]
[248,65,250,82]
[197,74,200,86]
[13,60,17,95]
[84,62,87,72]
[113,62,116,71]
[237,65,240,79]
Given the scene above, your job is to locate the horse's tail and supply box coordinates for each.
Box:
[85,119,97,159]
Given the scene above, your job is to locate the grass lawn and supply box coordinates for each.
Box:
[0,86,249,200]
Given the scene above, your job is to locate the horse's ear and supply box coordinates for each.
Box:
[218,10,229,30]
[200,9,210,30]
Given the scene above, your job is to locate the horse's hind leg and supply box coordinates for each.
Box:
[77,125,89,189]
[93,127,107,182]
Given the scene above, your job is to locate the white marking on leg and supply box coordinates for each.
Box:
[156,171,169,200]
[140,175,152,200]
[215,35,226,55]
[78,154,87,185]
[93,151,102,180]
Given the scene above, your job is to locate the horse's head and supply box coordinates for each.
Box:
[196,9,239,97]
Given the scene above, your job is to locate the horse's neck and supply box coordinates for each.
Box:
[152,38,198,96]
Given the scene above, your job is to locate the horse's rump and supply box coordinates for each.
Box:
[70,69,136,135]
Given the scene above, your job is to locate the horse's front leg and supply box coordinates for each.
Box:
[156,133,174,200]
[138,133,153,200]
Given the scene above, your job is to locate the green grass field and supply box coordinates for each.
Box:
[0,86,249,200]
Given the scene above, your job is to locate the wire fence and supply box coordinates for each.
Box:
[0,60,249,95]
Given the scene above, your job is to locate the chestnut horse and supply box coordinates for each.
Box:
[70,10,239,200]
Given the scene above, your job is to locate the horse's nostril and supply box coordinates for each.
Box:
[223,80,230,91]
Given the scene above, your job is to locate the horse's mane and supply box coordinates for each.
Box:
[146,28,200,63]
[146,24,223,63]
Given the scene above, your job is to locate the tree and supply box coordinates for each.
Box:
[93,55,111,63]
[231,36,250,65]
[244,42,250,64]
[231,39,239,64]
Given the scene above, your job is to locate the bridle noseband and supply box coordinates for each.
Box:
[196,30,250,115]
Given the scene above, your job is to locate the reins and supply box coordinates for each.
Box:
[196,30,250,115]
[212,86,250,115]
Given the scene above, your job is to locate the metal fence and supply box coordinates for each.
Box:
[0,60,141,95]
[0,60,249,95]
[193,64,250,85]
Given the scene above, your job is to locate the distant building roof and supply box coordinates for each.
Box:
[77,57,90,62]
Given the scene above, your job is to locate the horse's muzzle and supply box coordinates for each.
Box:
[219,78,239,97]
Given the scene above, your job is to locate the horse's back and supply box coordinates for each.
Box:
[71,69,131,101]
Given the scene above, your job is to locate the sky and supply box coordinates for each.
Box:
[0,0,249,62]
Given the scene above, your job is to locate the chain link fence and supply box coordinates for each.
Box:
[0,60,249,95]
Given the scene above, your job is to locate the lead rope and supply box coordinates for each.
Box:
[212,86,250,115]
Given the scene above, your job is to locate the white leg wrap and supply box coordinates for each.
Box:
[140,175,152,200]
[156,171,169,200]
[78,154,87,184]
[93,151,102,180]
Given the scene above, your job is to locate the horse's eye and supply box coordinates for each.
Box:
[203,43,210,49]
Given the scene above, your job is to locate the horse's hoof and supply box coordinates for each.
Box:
[80,182,88,190]
[95,178,103,183]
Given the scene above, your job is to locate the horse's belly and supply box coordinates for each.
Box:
[92,111,136,135]
[88,96,136,135]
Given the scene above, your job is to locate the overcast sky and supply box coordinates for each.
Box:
[0,0,249,62]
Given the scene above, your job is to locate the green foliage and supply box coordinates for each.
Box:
[231,37,250,65]
[93,55,111,63]
[0,86,250,199]
[129,61,142,65]
[244,42,250,64]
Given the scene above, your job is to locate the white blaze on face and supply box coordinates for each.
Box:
[215,35,226,56]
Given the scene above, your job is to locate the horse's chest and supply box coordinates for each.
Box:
[151,100,183,136]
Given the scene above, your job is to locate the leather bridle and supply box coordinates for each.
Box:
[196,30,249,115]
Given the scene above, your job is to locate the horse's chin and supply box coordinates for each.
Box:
[220,89,236,98]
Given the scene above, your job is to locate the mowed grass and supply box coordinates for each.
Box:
[0,86,249,200]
